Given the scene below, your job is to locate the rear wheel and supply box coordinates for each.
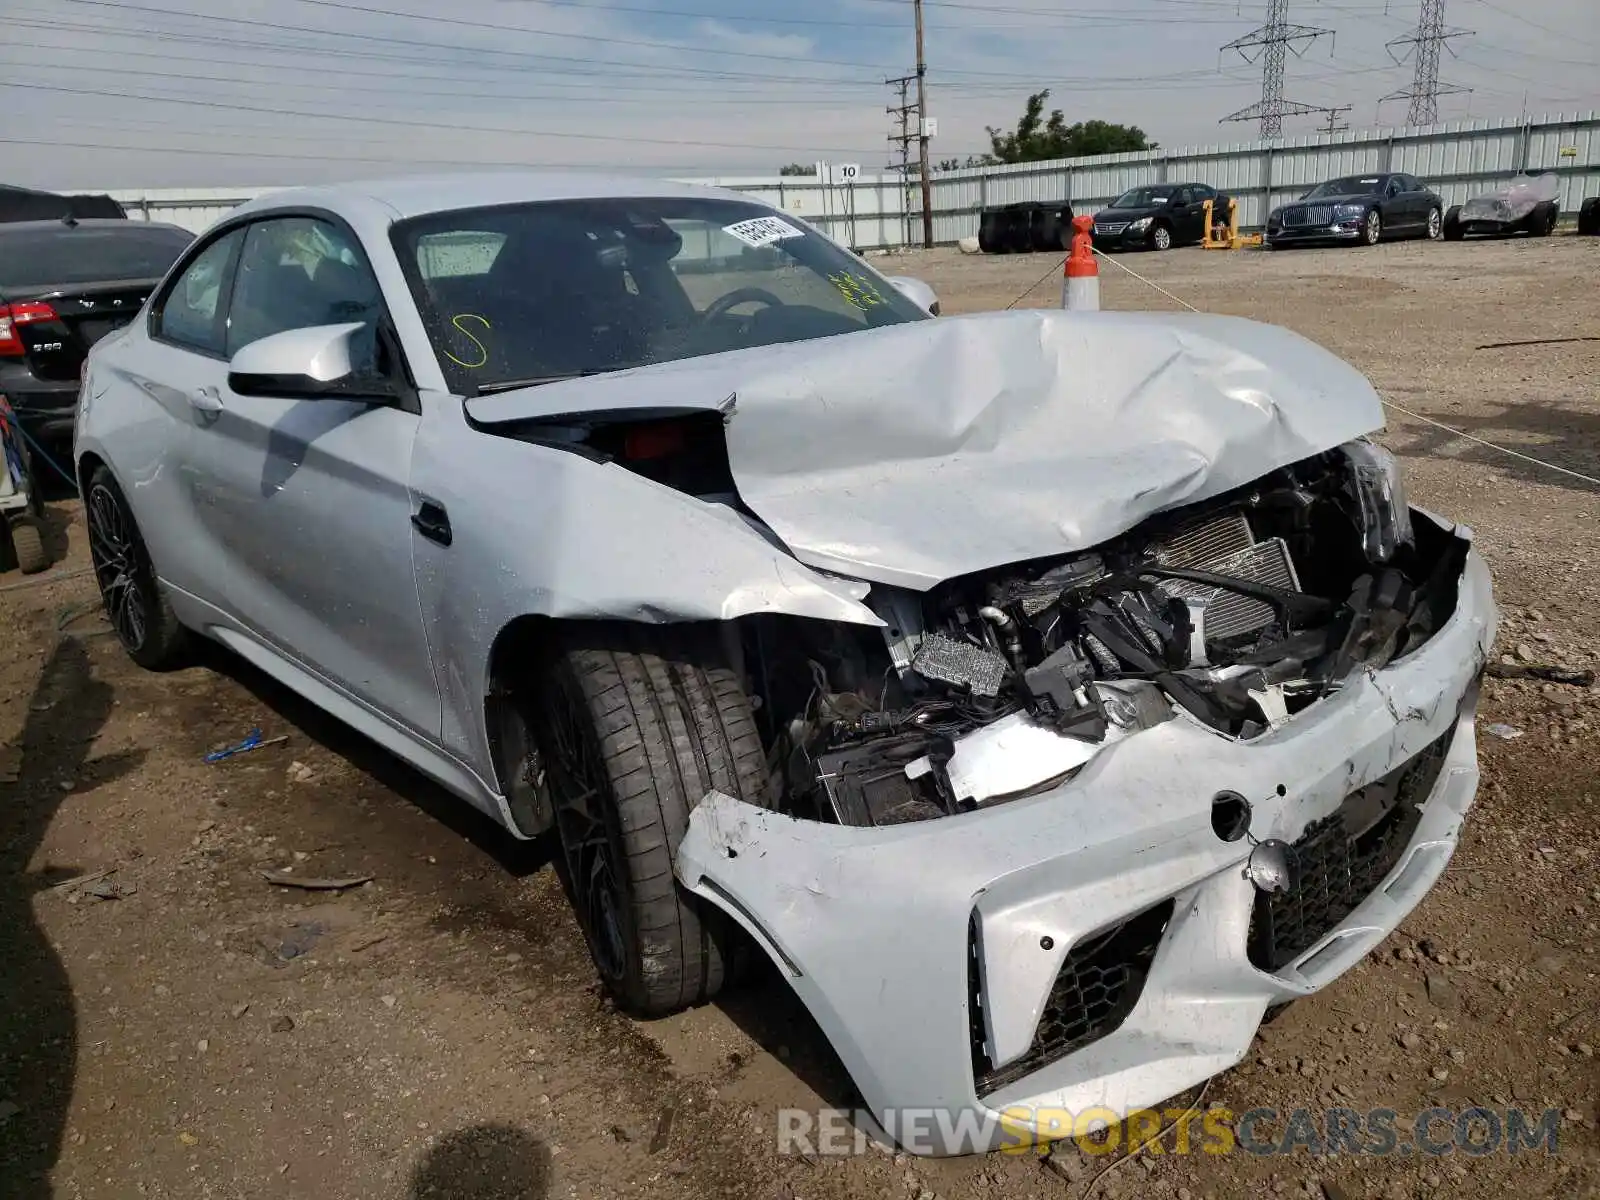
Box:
[1361,209,1382,246]
[85,465,188,669]
[534,624,772,1016]
[1425,206,1443,241]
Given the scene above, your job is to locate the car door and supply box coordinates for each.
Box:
[1167,187,1197,243]
[1381,176,1414,231]
[112,225,249,602]
[180,213,442,739]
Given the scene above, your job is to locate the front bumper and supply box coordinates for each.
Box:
[677,518,1495,1155]
[1091,224,1153,250]
[1267,221,1364,245]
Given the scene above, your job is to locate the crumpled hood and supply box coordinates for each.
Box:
[465,309,1384,590]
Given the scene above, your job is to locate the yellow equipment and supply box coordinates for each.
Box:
[1202,197,1264,250]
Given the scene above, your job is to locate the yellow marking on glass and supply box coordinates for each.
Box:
[444,313,491,369]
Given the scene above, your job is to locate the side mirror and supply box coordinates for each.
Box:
[886,276,940,317]
[227,322,390,399]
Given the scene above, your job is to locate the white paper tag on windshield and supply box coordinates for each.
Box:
[723,216,805,248]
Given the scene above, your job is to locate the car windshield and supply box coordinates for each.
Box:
[0,225,192,291]
[392,197,930,395]
[1109,187,1176,209]
[1305,177,1385,199]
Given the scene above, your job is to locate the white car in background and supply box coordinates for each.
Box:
[76,173,1495,1154]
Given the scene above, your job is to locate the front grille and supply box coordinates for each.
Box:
[1248,730,1453,973]
[971,900,1174,1097]
[1094,221,1129,236]
[1282,205,1334,228]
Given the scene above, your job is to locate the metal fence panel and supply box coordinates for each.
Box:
[103,111,1598,248]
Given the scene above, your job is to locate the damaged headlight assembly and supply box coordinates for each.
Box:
[1341,439,1413,563]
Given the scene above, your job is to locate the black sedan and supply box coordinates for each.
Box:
[1266,173,1444,249]
[0,218,192,451]
[1091,182,1228,251]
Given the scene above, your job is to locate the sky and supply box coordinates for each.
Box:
[1,0,1595,190]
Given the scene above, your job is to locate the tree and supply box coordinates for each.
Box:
[778,163,817,176]
[985,92,1153,164]
[934,156,994,172]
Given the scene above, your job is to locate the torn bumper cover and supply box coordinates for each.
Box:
[676,521,1494,1155]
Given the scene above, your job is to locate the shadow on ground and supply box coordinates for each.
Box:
[192,641,556,881]
[715,958,861,1113]
[0,636,144,1199]
[407,1123,552,1199]
[1385,393,1600,496]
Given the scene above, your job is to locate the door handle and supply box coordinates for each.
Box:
[190,386,224,413]
[411,500,452,547]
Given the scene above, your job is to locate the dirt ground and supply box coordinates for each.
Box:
[3,234,1599,1200]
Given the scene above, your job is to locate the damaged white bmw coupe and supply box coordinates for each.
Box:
[77,175,1495,1154]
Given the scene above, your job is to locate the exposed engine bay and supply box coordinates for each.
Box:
[749,442,1468,827]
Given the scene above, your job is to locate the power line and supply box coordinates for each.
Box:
[269,0,906,72]
[400,0,1257,29]
[0,81,883,157]
[5,14,1294,92]
[1465,0,1600,49]
[1218,0,1335,137]
[56,0,1261,83]
[0,55,883,108]
[49,1,880,84]
[1381,0,1474,125]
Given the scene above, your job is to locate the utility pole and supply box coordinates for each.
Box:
[886,73,917,249]
[913,0,933,248]
[1317,104,1352,135]
[1218,0,1334,138]
[1380,0,1473,126]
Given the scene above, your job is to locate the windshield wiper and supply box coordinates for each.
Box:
[475,365,640,395]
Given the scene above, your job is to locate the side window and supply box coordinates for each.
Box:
[1195,185,1216,202]
[1386,177,1404,197]
[155,227,244,355]
[227,217,383,356]
[1172,187,1193,206]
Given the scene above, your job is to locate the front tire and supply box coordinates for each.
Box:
[1443,206,1464,241]
[85,466,188,669]
[1149,223,1173,251]
[1361,209,1382,246]
[535,624,772,1016]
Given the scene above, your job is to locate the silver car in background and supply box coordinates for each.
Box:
[76,174,1494,1155]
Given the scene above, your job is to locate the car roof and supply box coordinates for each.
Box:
[231,171,764,225]
[0,218,190,235]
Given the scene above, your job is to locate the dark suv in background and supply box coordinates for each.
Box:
[1091,182,1228,251]
[0,218,192,451]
